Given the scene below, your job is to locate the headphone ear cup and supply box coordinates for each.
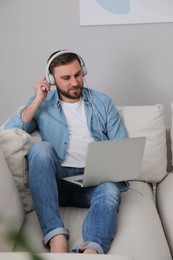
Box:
[82,65,87,77]
[47,73,55,85]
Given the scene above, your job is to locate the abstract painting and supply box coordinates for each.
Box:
[80,0,173,26]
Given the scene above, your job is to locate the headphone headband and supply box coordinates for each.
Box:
[45,50,87,85]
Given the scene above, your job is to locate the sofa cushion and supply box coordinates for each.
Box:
[0,128,41,213]
[15,182,172,260]
[0,147,25,251]
[117,104,167,183]
[110,181,172,260]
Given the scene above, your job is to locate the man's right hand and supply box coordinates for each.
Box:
[34,76,51,102]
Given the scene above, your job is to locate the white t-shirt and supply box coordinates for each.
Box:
[61,98,94,167]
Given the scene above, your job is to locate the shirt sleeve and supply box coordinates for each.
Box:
[105,96,127,140]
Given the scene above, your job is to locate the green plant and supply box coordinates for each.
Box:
[6,231,43,260]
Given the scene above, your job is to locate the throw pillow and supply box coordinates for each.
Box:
[0,128,41,213]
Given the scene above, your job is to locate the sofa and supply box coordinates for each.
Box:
[0,103,173,260]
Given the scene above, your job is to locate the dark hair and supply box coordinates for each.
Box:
[47,50,81,75]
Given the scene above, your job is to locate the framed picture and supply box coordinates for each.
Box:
[80,0,173,26]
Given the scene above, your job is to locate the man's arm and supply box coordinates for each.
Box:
[4,77,51,132]
[21,77,51,123]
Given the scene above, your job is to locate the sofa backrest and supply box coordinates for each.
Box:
[117,104,168,184]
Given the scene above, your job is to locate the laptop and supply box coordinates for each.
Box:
[62,136,146,187]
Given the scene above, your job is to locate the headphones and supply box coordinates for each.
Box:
[45,50,87,85]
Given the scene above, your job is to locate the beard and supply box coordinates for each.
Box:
[56,84,83,100]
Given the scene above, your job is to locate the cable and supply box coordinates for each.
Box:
[126,178,149,196]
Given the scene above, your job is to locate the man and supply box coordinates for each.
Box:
[4,50,128,254]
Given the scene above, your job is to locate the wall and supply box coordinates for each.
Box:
[0,0,173,126]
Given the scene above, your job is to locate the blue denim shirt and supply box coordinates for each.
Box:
[4,88,127,162]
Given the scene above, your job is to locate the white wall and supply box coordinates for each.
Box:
[0,0,173,126]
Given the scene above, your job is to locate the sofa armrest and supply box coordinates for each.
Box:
[0,147,25,251]
[157,173,173,257]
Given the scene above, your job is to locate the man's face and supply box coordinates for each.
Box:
[53,59,84,103]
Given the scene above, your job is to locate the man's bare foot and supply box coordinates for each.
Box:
[83,248,97,254]
[49,234,68,253]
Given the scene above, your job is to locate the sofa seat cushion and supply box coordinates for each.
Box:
[15,181,171,260]
[118,104,167,183]
[157,173,173,257]
[109,181,171,260]
[0,147,25,251]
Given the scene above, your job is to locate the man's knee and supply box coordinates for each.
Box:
[94,182,121,207]
[28,141,55,160]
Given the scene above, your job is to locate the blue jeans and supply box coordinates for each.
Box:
[28,141,129,254]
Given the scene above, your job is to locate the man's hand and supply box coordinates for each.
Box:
[34,76,51,102]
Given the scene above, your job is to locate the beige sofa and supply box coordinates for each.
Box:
[0,103,173,260]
